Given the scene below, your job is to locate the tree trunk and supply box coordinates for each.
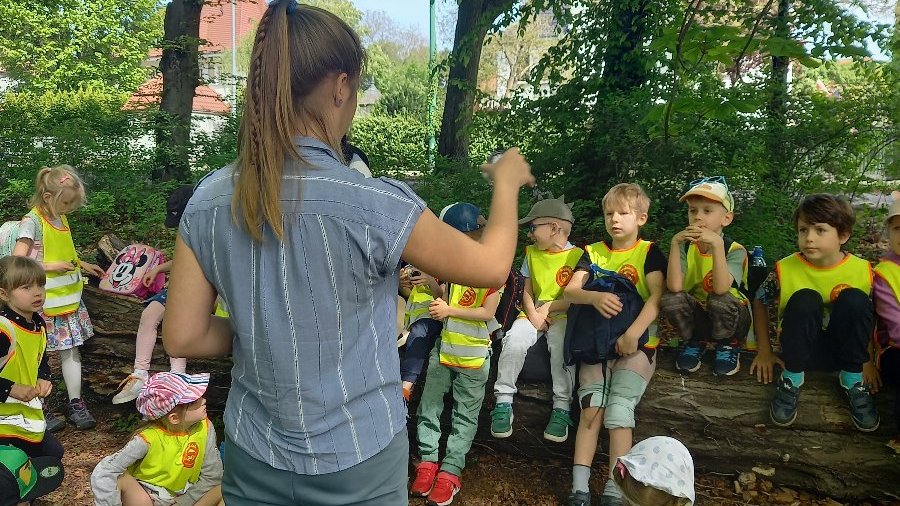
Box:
[449,349,899,500]
[154,0,203,182]
[600,0,653,91]
[438,0,515,162]
[82,284,146,335]
[765,0,790,182]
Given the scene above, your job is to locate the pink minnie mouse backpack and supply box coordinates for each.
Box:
[98,244,166,299]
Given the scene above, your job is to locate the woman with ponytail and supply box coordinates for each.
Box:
[162,2,534,504]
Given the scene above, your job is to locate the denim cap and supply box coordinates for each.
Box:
[439,202,484,233]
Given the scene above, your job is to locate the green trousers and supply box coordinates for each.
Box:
[415,339,490,476]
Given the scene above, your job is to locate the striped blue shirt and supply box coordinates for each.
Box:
[180,137,425,474]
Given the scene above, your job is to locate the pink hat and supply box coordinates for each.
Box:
[136,372,209,420]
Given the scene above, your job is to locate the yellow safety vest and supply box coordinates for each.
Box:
[0,316,47,442]
[585,240,661,348]
[214,298,229,318]
[523,245,583,319]
[130,418,209,497]
[405,284,435,327]
[776,252,873,324]
[439,284,492,369]
[683,240,748,303]
[35,209,82,317]
[874,259,900,305]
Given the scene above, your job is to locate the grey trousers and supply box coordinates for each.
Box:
[222,429,409,506]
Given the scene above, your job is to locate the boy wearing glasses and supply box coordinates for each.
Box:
[661,177,751,376]
[490,197,583,443]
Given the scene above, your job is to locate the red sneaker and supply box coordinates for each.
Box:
[410,461,439,496]
[427,471,461,506]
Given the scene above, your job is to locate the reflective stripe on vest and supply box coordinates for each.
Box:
[524,245,583,319]
[585,240,661,347]
[0,316,47,441]
[683,240,748,303]
[130,418,209,496]
[875,260,900,305]
[776,252,873,324]
[35,210,82,316]
[405,284,435,326]
[439,284,491,369]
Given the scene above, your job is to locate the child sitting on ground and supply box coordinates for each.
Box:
[113,185,194,404]
[0,256,63,465]
[91,372,224,506]
[409,202,501,506]
[490,196,583,443]
[612,436,695,506]
[661,176,750,376]
[565,184,666,506]
[750,194,879,432]
[874,191,900,443]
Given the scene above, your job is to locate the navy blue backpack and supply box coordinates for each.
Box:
[564,265,648,366]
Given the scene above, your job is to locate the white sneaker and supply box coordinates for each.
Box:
[397,330,410,348]
[112,374,147,404]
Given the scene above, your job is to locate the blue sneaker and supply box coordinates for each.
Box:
[713,342,740,376]
[845,382,879,432]
[770,376,800,427]
[676,342,703,373]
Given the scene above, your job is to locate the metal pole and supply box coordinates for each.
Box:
[427,0,437,171]
[231,0,238,110]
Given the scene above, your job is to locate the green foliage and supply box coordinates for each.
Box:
[0,0,163,92]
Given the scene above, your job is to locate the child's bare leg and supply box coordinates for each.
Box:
[608,427,632,474]
[118,474,153,506]
[194,485,224,506]
[574,406,604,465]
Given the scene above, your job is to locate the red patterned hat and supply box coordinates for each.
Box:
[136,372,209,420]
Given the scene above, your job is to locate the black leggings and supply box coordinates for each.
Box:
[880,347,900,433]
[0,432,64,459]
[780,288,872,373]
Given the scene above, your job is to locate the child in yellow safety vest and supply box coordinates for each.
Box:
[398,264,444,401]
[0,256,64,466]
[565,184,667,506]
[661,176,751,377]
[409,202,501,506]
[873,191,900,442]
[12,165,106,431]
[490,196,583,443]
[91,372,223,506]
[750,194,879,432]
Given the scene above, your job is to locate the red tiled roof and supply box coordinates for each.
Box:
[200,0,268,53]
[123,75,230,115]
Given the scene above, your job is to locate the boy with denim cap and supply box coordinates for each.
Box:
[490,196,583,443]
[661,177,751,376]
[750,194,878,432]
[409,202,501,506]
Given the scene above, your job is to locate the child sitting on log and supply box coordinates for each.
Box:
[750,194,879,432]
[873,191,900,443]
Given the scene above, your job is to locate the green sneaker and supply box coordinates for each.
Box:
[490,403,513,438]
[544,408,574,442]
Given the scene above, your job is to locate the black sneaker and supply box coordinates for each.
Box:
[770,377,800,427]
[713,342,740,376]
[569,490,591,506]
[845,382,879,432]
[44,410,66,433]
[67,398,96,430]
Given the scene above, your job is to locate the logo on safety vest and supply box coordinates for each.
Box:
[182,442,200,468]
[702,271,714,293]
[830,283,851,303]
[618,264,639,286]
[458,287,477,307]
[556,266,574,287]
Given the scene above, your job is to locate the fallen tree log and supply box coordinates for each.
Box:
[82,287,898,499]
[468,349,899,500]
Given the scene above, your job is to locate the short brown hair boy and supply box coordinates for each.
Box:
[792,193,855,237]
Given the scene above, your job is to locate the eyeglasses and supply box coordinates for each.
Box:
[528,222,553,232]
[688,176,728,190]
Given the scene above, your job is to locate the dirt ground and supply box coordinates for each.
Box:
[27,352,897,506]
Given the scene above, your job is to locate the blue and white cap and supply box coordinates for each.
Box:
[439,202,485,233]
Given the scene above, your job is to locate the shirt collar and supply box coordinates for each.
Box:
[293,136,342,163]
[0,307,44,331]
